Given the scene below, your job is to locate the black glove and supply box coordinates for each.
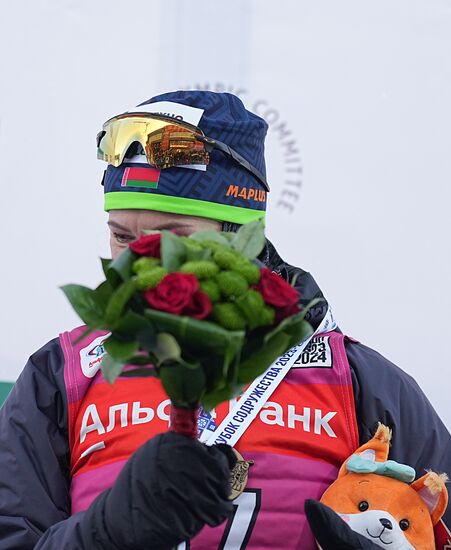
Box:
[83,432,235,550]
[305,500,382,550]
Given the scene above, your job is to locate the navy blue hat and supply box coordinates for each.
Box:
[102,90,269,224]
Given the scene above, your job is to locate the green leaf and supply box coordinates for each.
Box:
[115,310,153,337]
[100,258,112,276]
[100,258,122,288]
[178,357,202,370]
[153,333,181,365]
[104,334,139,362]
[264,297,321,347]
[237,331,291,384]
[285,319,314,348]
[263,311,303,344]
[144,308,244,361]
[221,232,236,242]
[114,311,156,352]
[101,353,125,384]
[201,383,243,411]
[143,309,244,401]
[61,284,106,328]
[109,247,135,281]
[95,280,115,304]
[190,230,230,245]
[137,326,157,352]
[198,355,228,393]
[290,271,300,287]
[114,310,150,333]
[161,231,187,271]
[159,361,206,406]
[231,220,266,259]
[262,297,322,345]
[225,346,241,383]
[104,279,138,327]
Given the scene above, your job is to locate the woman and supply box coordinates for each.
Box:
[0,90,449,549]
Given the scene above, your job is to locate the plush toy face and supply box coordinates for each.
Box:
[321,473,433,549]
[341,509,415,549]
[319,424,448,550]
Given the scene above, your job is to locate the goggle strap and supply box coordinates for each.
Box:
[197,135,270,192]
[225,143,269,192]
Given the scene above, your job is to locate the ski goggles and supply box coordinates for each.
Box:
[97,113,270,192]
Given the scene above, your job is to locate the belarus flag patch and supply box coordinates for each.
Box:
[121,167,160,189]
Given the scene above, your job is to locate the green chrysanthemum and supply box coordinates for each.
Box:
[233,261,261,284]
[215,271,249,299]
[200,279,221,302]
[180,236,204,251]
[235,289,265,329]
[136,267,168,289]
[132,256,161,274]
[213,249,241,270]
[260,305,276,326]
[180,260,220,280]
[212,303,247,330]
[199,240,229,253]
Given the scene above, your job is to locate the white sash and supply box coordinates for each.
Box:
[200,306,337,447]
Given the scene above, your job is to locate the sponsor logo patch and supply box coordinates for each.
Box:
[226,184,267,203]
[129,101,204,126]
[80,335,109,378]
[292,336,332,368]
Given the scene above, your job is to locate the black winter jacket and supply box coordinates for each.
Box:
[0,242,449,548]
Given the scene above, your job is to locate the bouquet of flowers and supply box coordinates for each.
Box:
[62,221,316,435]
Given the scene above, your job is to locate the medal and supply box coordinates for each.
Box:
[229,448,254,500]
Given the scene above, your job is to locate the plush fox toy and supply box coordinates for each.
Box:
[305,424,449,550]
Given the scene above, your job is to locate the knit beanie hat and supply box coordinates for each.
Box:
[102,90,269,224]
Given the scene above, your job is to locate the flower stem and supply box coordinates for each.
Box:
[169,403,199,439]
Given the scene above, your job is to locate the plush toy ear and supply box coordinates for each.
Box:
[410,472,449,526]
[338,423,391,478]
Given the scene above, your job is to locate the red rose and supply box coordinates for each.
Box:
[144,273,198,314]
[275,302,301,322]
[182,291,212,320]
[256,268,300,308]
[129,234,161,257]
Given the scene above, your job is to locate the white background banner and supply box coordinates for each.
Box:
[0,0,450,426]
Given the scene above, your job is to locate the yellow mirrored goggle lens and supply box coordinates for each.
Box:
[97,116,210,169]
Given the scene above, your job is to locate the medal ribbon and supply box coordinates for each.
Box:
[199,305,337,447]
